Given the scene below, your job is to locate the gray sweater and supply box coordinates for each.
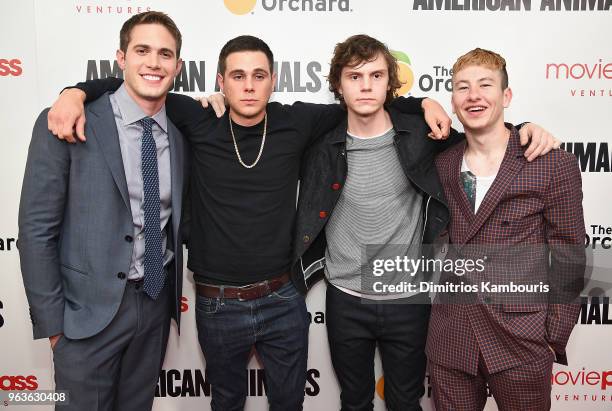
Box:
[324,128,424,296]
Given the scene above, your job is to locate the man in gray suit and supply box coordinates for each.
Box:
[18,11,187,411]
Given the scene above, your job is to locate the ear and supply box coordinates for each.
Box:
[174,58,183,77]
[503,87,513,108]
[217,72,225,93]
[116,49,126,70]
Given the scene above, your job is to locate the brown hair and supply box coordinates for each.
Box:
[452,48,508,89]
[119,11,182,57]
[328,34,402,105]
[217,35,274,76]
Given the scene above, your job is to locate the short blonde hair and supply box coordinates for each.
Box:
[452,48,508,89]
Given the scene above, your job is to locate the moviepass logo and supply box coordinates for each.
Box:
[74,3,152,14]
[553,368,612,403]
[552,368,612,390]
[545,59,611,97]
[0,375,38,391]
[0,59,22,77]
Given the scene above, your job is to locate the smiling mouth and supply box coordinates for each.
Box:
[141,74,163,82]
[467,106,486,113]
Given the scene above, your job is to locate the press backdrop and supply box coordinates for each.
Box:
[1,1,611,409]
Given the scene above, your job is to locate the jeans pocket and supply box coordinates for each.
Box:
[270,282,301,301]
[196,295,221,315]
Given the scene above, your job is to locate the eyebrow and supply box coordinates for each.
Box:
[228,68,270,75]
[131,44,175,56]
[344,68,387,75]
[455,77,495,84]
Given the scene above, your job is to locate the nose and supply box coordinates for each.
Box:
[244,76,254,92]
[146,53,160,69]
[467,87,480,101]
[361,76,372,91]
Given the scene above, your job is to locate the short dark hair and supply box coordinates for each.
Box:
[119,11,182,57]
[217,35,274,75]
[328,34,402,105]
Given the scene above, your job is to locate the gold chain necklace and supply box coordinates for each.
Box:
[229,113,267,169]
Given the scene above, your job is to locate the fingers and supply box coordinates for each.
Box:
[428,121,444,140]
[62,119,77,143]
[526,133,546,162]
[211,99,226,118]
[520,125,539,159]
[519,125,531,146]
[47,110,62,140]
[48,110,76,143]
[75,115,87,142]
[439,117,451,139]
[196,96,209,108]
[522,127,558,162]
[47,89,86,144]
[421,97,451,140]
[49,334,62,350]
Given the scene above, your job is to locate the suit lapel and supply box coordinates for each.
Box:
[447,141,476,237]
[463,129,526,244]
[88,96,131,212]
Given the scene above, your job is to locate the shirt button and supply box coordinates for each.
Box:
[319,211,327,219]
[331,183,341,191]
[117,272,126,280]
[137,234,143,240]
[125,235,133,243]
[303,235,310,243]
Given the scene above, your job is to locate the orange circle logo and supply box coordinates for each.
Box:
[224,0,257,15]
[391,50,414,96]
[376,376,385,400]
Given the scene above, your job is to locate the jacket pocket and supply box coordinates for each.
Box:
[60,263,88,276]
[503,303,546,313]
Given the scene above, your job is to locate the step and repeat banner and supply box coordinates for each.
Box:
[1,1,610,410]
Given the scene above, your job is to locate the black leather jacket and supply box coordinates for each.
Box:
[290,106,463,293]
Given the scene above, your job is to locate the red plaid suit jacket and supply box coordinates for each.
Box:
[426,125,586,375]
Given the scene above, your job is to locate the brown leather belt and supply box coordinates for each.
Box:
[195,272,290,301]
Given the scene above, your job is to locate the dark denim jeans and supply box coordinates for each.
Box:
[326,284,431,411]
[195,281,310,411]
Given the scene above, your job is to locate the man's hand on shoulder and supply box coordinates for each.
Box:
[196,93,226,118]
[519,123,561,162]
[47,88,87,143]
[422,97,451,140]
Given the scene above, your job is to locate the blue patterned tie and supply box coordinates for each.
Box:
[140,117,165,299]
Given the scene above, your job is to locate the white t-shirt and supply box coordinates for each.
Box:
[461,157,497,213]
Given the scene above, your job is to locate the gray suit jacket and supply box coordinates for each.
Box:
[19,93,187,340]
